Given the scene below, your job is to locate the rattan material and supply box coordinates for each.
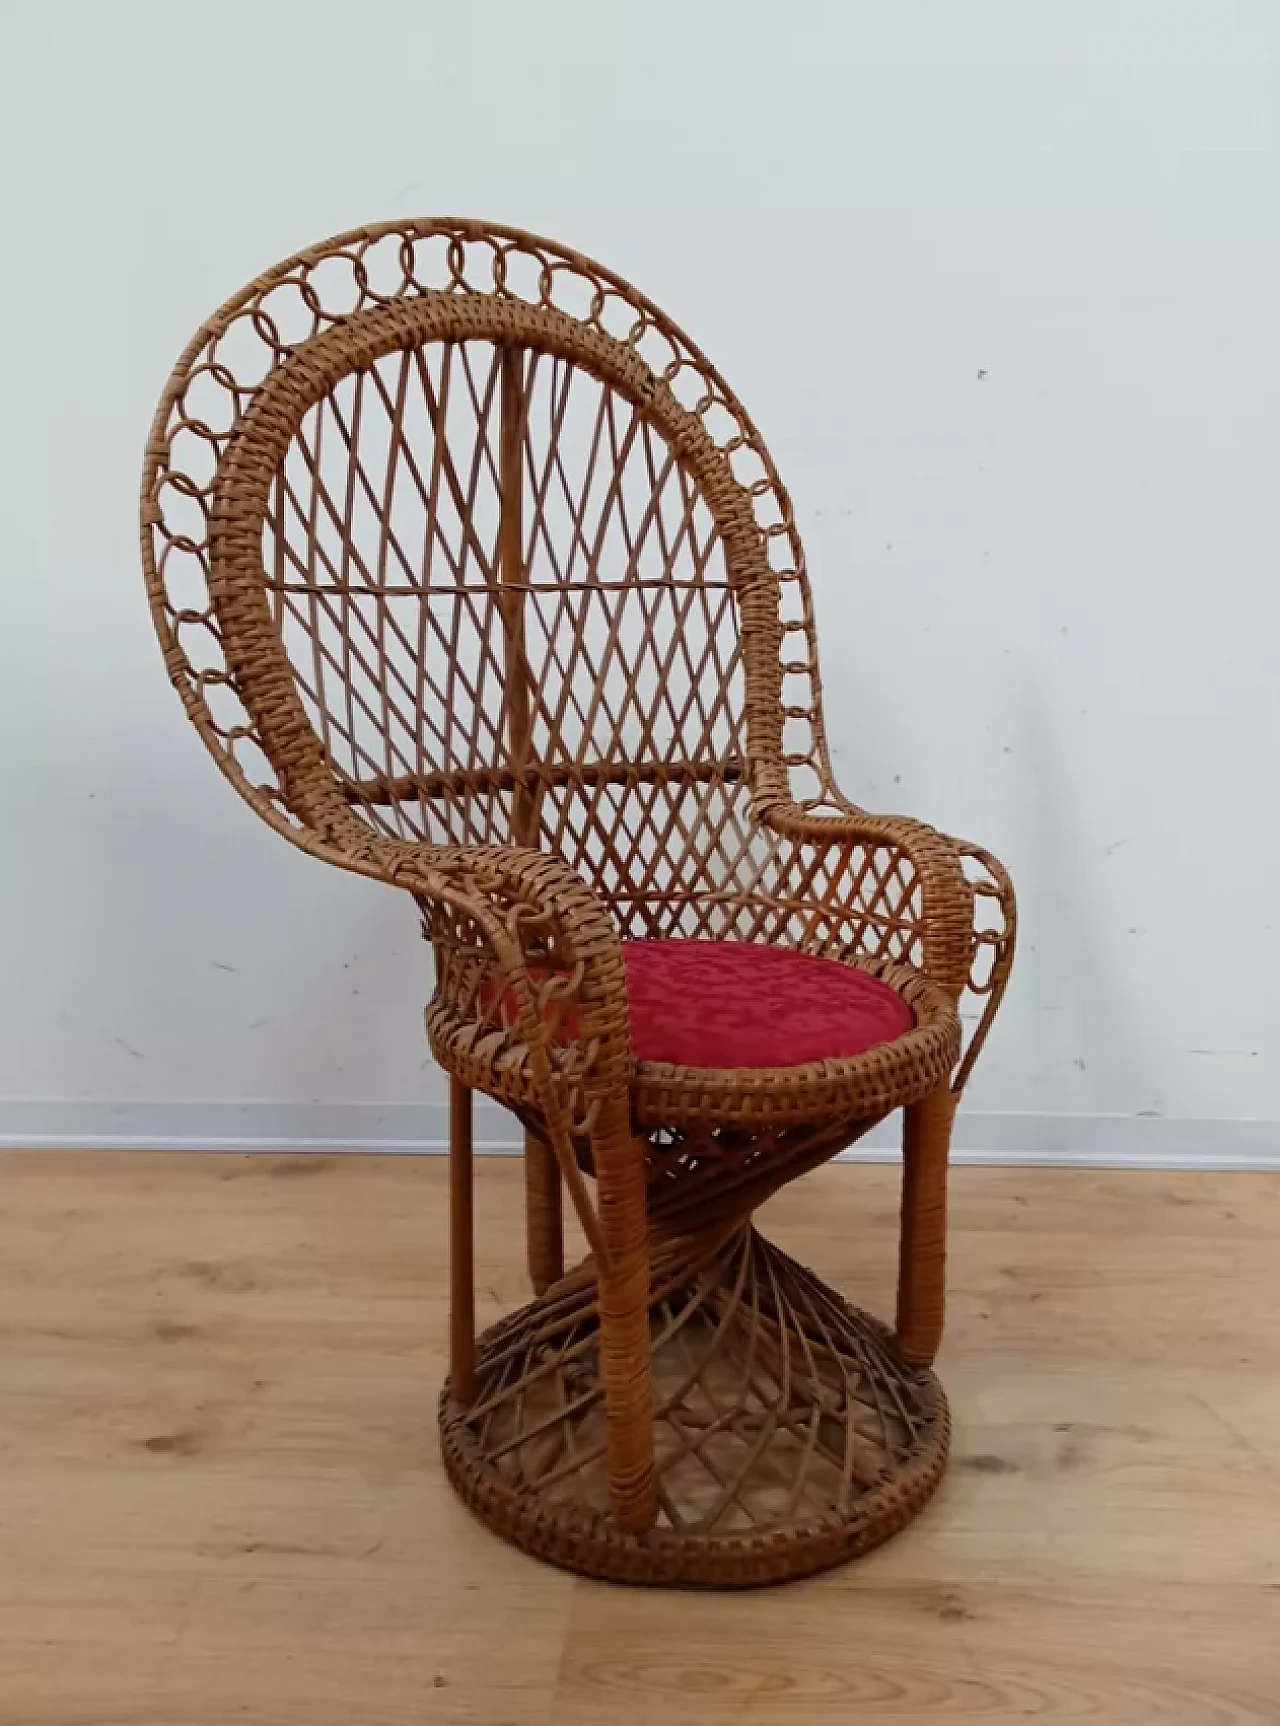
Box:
[440,1225,950,1587]
[141,218,1016,1585]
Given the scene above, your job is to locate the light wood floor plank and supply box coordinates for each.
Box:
[0,1151,1275,1723]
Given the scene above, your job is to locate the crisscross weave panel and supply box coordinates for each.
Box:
[260,336,755,916]
[142,220,840,874]
[194,284,791,939]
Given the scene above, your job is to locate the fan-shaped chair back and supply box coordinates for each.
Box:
[142,221,836,939]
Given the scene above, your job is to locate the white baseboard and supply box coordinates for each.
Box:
[1,1098,1279,1169]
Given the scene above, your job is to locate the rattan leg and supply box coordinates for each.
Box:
[449,1075,476,1402]
[524,1129,564,1295]
[896,1082,956,1367]
[592,1129,656,1534]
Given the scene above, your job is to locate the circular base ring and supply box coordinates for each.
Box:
[440,1227,949,1588]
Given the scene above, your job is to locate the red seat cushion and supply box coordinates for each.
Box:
[622,940,914,1070]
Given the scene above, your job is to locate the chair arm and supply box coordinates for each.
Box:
[755,799,974,998]
[945,837,1017,1096]
[331,833,637,1270]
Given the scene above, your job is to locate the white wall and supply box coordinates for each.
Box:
[3,0,1279,1156]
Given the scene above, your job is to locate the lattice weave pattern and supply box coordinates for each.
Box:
[144,224,816,809]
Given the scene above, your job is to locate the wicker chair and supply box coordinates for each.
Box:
[141,219,1015,1587]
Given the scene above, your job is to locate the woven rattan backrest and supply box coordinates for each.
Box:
[142,221,836,933]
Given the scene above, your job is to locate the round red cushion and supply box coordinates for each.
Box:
[622,939,914,1070]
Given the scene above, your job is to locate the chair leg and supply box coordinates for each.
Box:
[896,1082,956,1368]
[449,1075,476,1402]
[524,1128,564,1294]
[592,1127,656,1534]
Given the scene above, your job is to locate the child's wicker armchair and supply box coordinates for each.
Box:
[142,219,1015,1587]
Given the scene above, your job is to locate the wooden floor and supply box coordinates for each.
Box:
[0,1152,1277,1724]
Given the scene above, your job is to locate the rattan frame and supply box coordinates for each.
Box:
[141,218,1015,1586]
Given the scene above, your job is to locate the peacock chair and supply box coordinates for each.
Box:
[141,218,1015,1587]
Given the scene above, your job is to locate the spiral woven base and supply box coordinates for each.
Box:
[440,1225,949,1587]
